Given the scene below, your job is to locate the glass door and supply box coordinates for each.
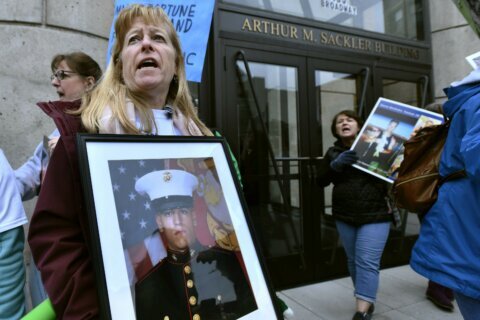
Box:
[225,47,313,288]
[373,68,430,265]
[307,60,372,279]
[223,46,371,287]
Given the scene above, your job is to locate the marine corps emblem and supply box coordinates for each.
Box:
[163,171,172,182]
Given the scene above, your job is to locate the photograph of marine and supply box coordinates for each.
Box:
[134,169,257,320]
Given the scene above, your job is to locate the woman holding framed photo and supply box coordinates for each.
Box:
[28,5,283,320]
[27,5,214,319]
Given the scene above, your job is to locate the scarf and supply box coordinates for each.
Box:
[98,100,203,136]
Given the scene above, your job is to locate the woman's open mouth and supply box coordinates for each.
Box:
[137,59,158,69]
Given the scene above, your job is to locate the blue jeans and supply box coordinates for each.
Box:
[454,292,480,320]
[0,226,26,320]
[335,220,390,303]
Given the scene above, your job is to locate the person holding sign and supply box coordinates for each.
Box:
[317,110,392,320]
[28,5,214,319]
[134,169,257,320]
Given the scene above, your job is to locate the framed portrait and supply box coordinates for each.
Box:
[76,134,280,320]
[351,98,444,183]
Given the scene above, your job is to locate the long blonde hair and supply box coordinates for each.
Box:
[78,4,211,136]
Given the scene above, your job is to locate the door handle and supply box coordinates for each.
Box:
[305,163,312,181]
[311,163,318,182]
[358,67,370,118]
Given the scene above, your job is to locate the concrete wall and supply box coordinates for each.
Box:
[0,0,114,214]
[429,0,480,101]
[1,0,478,310]
[0,0,114,311]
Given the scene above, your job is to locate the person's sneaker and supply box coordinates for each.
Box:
[352,311,372,320]
[426,281,454,311]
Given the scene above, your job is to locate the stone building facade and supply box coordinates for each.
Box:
[0,1,113,213]
[1,0,477,171]
[431,0,480,100]
[0,0,479,310]
[0,0,478,182]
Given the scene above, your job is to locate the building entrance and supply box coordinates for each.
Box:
[221,45,428,289]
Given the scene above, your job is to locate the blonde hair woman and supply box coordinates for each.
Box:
[28,5,212,319]
[80,4,211,136]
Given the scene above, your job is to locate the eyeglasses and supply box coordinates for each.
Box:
[50,70,78,81]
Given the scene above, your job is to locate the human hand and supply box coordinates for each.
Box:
[330,150,358,172]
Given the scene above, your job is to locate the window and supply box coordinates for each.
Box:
[221,0,424,40]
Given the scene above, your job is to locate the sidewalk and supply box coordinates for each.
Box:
[279,265,463,320]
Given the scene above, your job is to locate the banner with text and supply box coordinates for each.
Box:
[107,0,215,82]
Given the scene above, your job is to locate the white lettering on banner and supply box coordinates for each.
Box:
[320,0,358,16]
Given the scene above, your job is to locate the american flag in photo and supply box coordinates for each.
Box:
[108,158,169,246]
[107,157,232,284]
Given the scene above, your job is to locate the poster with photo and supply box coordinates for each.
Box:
[351,98,444,183]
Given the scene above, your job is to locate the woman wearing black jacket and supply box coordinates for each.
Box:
[318,110,392,320]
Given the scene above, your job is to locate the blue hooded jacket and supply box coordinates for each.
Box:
[410,70,480,299]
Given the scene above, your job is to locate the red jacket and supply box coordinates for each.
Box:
[28,100,99,319]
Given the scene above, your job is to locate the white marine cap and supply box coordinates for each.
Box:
[135,169,198,212]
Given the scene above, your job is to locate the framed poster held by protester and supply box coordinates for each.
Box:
[76,134,280,320]
[351,98,444,183]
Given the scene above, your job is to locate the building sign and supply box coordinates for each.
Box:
[107,0,215,82]
[320,0,358,16]
[220,11,427,63]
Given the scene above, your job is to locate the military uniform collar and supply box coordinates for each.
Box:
[166,244,200,264]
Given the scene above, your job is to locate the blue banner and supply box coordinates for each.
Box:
[107,0,215,82]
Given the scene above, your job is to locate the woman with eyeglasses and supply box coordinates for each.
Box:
[11,52,101,316]
[15,52,102,201]
[50,53,101,101]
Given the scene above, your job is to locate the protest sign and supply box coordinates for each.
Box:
[107,0,215,82]
[351,98,444,183]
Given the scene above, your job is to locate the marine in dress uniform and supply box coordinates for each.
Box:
[134,170,257,320]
